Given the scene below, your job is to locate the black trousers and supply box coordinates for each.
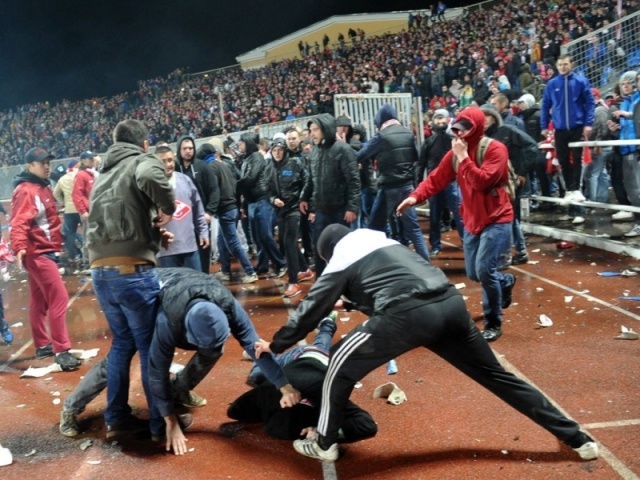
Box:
[317,288,582,447]
[554,127,585,192]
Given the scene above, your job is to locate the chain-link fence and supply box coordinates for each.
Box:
[562,10,640,91]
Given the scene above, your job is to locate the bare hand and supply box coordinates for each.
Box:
[300,426,317,439]
[254,338,271,357]
[299,201,309,214]
[274,198,284,208]
[160,228,174,248]
[279,384,301,408]
[309,213,316,223]
[451,137,468,159]
[344,210,356,224]
[396,197,416,216]
[204,213,212,224]
[336,131,347,142]
[541,129,549,138]
[199,237,210,248]
[81,212,89,221]
[582,126,593,137]
[164,416,188,455]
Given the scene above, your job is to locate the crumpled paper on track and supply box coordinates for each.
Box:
[21,363,63,378]
[615,326,639,340]
[373,382,407,405]
[69,348,100,360]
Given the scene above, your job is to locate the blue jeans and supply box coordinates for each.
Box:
[463,223,513,328]
[249,199,285,273]
[247,315,337,386]
[584,147,611,202]
[157,251,202,271]
[369,184,430,261]
[91,266,163,435]
[217,208,255,275]
[62,213,81,262]
[428,182,464,251]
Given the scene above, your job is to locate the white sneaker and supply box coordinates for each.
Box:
[573,441,599,460]
[624,224,640,237]
[612,210,634,221]
[572,216,585,225]
[293,435,339,461]
[571,190,586,203]
[558,214,573,221]
[560,190,586,205]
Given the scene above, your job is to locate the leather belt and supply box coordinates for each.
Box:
[91,256,154,275]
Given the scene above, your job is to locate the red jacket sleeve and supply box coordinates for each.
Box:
[72,170,91,214]
[410,150,457,203]
[10,186,36,254]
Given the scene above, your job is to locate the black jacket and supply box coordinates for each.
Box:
[306,114,360,214]
[270,230,451,353]
[264,151,310,218]
[175,136,217,216]
[237,133,269,203]
[418,126,452,180]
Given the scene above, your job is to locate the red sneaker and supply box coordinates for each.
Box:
[283,284,302,298]
[297,269,315,283]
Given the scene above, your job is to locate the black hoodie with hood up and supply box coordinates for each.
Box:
[175,135,217,216]
[305,114,360,214]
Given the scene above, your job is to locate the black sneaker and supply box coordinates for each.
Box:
[511,252,529,265]
[55,351,82,371]
[482,326,503,342]
[501,274,517,309]
[36,344,54,359]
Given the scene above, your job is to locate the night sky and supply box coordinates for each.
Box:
[0,0,470,110]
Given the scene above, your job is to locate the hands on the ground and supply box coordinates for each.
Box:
[164,415,188,455]
[279,384,301,408]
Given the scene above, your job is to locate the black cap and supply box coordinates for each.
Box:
[450,119,473,132]
[25,147,54,164]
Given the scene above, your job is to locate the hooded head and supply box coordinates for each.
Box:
[196,143,219,164]
[185,302,230,350]
[317,224,351,262]
[176,136,196,166]
[374,104,398,130]
[480,104,503,136]
[619,70,637,96]
[308,113,336,147]
[450,106,486,149]
[239,132,259,155]
[517,93,536,109]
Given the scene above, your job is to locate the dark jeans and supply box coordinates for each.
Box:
[198,224,212,274]
[277,211,307,284]
[62,213,81,262]
[428,182,464,251]
[158,251,202,271]
[218,208,255,275]
[249,199,285,273]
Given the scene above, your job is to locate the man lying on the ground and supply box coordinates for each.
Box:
[60,268,299,455]
[228,312,377,442]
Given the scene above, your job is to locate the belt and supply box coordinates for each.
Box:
[91,256,154,275]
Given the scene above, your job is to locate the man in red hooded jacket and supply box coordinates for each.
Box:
[10,148,81,370]
[397,106,516,342]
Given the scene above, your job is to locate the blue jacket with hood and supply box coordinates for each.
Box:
[540,71,595,131]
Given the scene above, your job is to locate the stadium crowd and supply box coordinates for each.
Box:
[0,0,636,167]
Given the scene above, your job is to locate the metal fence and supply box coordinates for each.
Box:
[333,93,424,145]
[562,10,640,91]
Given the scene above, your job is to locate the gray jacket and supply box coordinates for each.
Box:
[87,142,175,264]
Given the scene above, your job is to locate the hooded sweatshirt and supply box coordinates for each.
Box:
[410,106,513,235]
[175,136,217,215]
[305,114,360,214]
[237,132,269,203]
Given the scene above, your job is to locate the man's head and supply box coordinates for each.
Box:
[432,108,450,127]
[113,119,150,150]
[300,136,313,153]
[185,302,230,350]
[24,147,54,179]
[285,128,301,152]
[308,120,324,145]
[619,70,637,97]
[80,151,96,169]
[179,137,195,162]
[335,115,353,137]
[271,139,287,162]
[556,55,573,76]
[156,146,175,178]
[489,93,509,113]
[517,93,536,111]
[480,104,502,132]
[317,224,351,262]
